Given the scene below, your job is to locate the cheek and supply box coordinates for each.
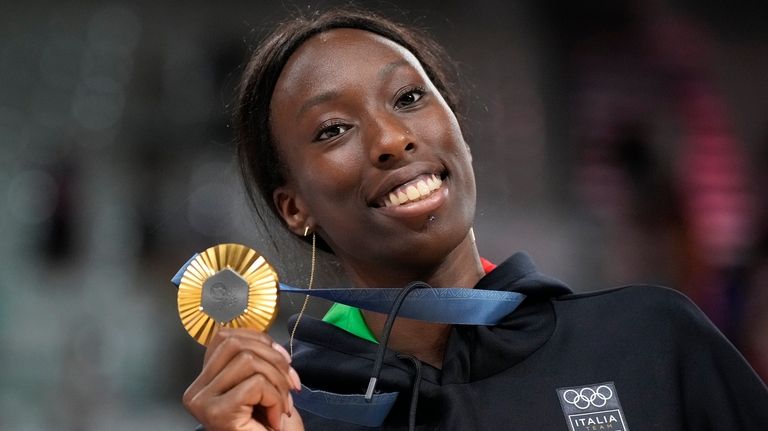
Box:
[300,147,365,207]
[422,109,470,167]
[419,104,463,143]
[425,110,475,189]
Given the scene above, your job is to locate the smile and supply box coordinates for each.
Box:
[377,173,443,208]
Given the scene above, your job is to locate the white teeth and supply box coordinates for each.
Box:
[417,180,430,195]
[427,177,437,190]
[380,174,444,207]
[406,185,420,200]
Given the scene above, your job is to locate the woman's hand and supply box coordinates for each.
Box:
[183,328,305,431]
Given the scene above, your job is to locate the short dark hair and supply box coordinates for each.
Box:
[235,8,461,224]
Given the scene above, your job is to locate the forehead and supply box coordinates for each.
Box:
[273,28,426,106]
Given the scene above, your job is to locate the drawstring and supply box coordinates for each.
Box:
[397,354,422,431]
[365,281,428,401]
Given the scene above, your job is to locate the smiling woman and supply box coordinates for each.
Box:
[269,28,477,288]
[181,7,768,431]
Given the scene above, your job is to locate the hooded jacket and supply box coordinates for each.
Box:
[288,253,768,430]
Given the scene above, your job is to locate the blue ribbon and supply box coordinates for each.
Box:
[171,253,525,325]
[279,284,524,325]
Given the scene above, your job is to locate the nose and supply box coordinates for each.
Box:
[368,115,416,166]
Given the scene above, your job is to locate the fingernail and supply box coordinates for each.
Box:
[280,414,286,430]
[287,393,294,416]
[272,342,292,363]
[289,367,302,391]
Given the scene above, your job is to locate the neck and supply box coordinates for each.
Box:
[354,230,485,368]
[342,229,484,289]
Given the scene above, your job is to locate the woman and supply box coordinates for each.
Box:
[181,8,768,431]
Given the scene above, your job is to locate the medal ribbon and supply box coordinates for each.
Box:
[172,252,525,326]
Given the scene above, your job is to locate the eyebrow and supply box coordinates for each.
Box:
[378,60,409,79]
[295,60,412,120]
[296,90,340,120]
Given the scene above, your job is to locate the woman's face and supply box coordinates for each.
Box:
[270,28,476,277]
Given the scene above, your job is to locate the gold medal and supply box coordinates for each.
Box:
[176,243,279,345]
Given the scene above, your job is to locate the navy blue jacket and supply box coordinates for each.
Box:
[287,253,768,430]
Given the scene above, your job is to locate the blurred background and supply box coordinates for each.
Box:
[1,0,766,429]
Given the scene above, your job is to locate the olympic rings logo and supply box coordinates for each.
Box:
[562,385,614,410]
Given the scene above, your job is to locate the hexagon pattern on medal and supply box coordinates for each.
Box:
[201,268,249,323]
[176,243,279,345]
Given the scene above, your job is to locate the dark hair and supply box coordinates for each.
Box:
[235,7,461,239]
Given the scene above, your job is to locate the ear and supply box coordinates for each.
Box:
[273,184,314,236]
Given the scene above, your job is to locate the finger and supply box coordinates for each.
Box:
[223,372,287,430]
[207,341,293,390]
[187,341,287,408]
[206,350,295,413]
[208,329,292,375]
[196,331,290,391]
[204,397,269,431]
[205,327,274,364]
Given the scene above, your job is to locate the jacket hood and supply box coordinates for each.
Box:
[442,252,571,382]
[288,252,571,429]
[476,252,571,297]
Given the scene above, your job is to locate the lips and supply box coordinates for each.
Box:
[369,167,447,208]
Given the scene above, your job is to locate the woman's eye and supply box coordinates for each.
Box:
[315,123,350,141]
[394,87,426,110]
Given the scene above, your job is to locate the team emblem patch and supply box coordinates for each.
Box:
[556,382,629,431]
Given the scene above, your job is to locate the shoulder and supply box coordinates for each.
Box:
[556,284,698,314]
[552,285,717,339]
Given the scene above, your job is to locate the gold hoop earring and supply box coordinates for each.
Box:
[290,228,316,357]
